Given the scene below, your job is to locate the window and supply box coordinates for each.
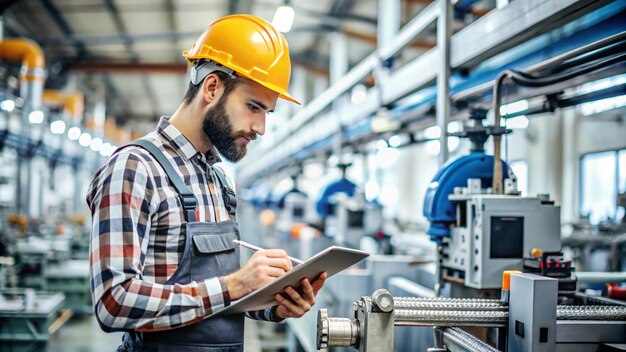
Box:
[580,149,626,224]
[509,160,528,196]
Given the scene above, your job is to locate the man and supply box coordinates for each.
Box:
[86,14,327,351]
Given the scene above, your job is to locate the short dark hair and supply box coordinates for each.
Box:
[182,71,240,105]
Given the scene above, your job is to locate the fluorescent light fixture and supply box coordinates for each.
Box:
[371,108,400,133]
[500,100,529,115]
[376,139,388,150]
[28,110,44,124]
[447,120,463,133]
[50,120,66,134]
[424,126,441,139]
[505,116,530,129]
[577,74,626,115]
[272,5,295,33]
[365,181,379,202]
[448,136,460,151]
[0,100,15,112]
[303,162,324,178]
[388,134,402,148]
[100,142,112,157]
[79,132,92,147]
[376,147,399,168]
[425,140,440,156]
[90,137,103,152]
[350,84,367,105]
[580,96,626,115]
[67,127,81,140]
[578,73,626,94]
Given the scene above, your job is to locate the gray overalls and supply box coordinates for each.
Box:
[118,139,244,352]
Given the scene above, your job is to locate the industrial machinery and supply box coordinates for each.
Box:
[423,109,561,295]
[316,165,386,252]
[317,273,626,352]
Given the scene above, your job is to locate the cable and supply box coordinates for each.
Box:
[509,52,626,88]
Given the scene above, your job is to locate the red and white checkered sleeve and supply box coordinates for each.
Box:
[86,150,230,332]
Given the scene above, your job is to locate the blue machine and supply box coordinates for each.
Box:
[316,178,357,218]
[273,188,307,209]
[423,153,510,244]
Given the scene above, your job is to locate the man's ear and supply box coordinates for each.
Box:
[201,73,222,104]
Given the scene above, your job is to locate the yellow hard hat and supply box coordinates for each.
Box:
[183,14,300,105]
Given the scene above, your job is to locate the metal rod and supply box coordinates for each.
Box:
[441,327,502,352]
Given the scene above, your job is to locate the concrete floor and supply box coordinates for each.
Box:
[47,315,273,352]
[48,315,123,352]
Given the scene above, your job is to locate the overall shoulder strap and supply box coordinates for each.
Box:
[212,167,238,221]
[129,139,197,222]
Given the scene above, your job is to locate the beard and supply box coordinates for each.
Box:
[201,95,255,163]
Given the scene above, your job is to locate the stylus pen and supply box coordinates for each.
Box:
[233,239,304,265]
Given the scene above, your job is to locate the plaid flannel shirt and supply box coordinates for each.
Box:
[87,117,280,332]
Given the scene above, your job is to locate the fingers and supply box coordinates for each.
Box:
[272,274,328,319]
[300,278,316,304]
[264,257,292,273]
[264,266,287,278]
[274,289,308,318]
[311,272,327,295]
[256,249,293,272]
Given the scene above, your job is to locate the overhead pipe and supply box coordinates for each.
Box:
[0,39,46,216]
[0,39,46,112]
[43,89,85,120]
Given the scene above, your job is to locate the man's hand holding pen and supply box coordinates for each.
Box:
[224,241,327,319]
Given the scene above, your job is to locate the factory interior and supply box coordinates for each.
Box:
[1,0,626,351]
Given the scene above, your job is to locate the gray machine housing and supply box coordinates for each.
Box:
[443,194,561,289]
[335,193,384,249]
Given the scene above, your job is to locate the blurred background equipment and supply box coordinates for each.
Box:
[1,0,626,351]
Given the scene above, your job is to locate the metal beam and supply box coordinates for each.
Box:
[228,0,254,15]
[436,0,451,165]
[342,26,435,50]
[164,0,178,43]
[451,0,613,69]
[40,0,88,58]
[67,62,186,74]
[103,0,159,118]
[238,0,611,182]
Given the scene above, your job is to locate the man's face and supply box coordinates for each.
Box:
[202,78,278,162]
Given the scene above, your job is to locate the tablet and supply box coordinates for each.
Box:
[208,246,369,317]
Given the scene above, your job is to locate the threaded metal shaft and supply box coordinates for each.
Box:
[395,309,508,326]
[395,297,503,304]
[440,327,501,352]
[557,305,626,320]
[394,299,507,311]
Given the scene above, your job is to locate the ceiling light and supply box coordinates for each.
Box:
[350,84,367,105]
[376,147,399,168]
[371,108,400,133]
[500,100,529,115]
[28,110,44,124]
[448,136,460,151]
[90,137,103,152]
[388,134,402,148]
[365,181,379,202]
[100,143,112,157]
[272,5,295,33]
[425,140,440,156]
[504,116,530,129]
[68,127,81,140]
[0,100,15,112]
[376,139,389,150]
[79,132,92,147]
[424,126,441,139]
[50,120,66,134]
